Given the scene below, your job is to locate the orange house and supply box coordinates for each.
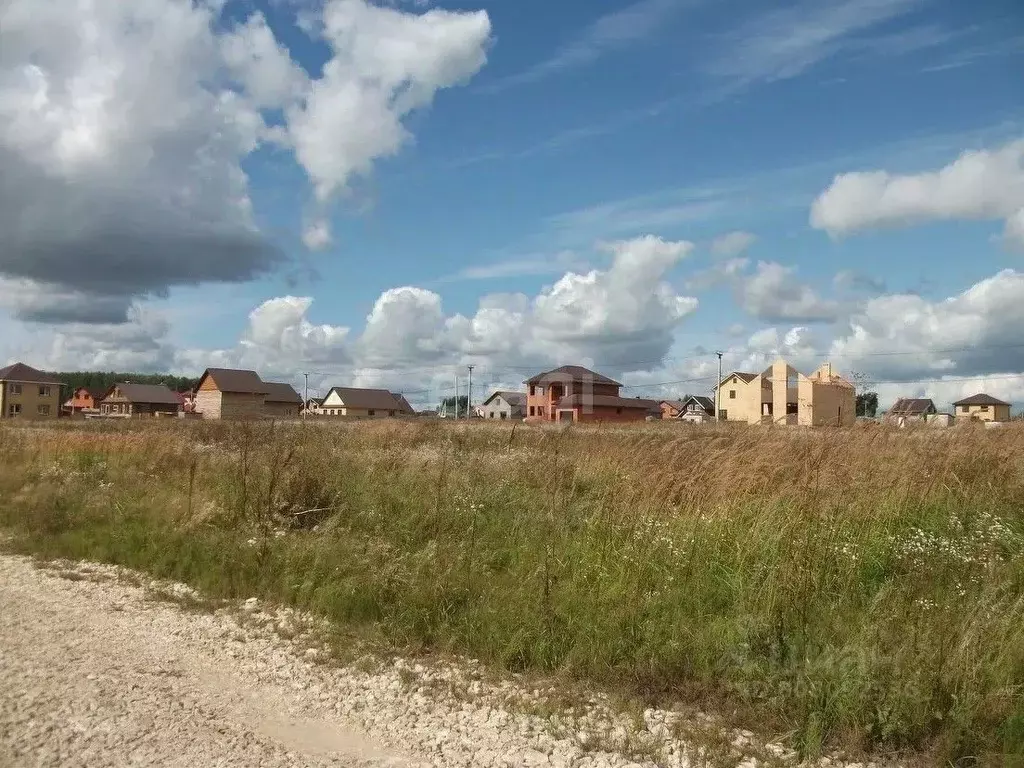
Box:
[524,365,657,423]
[65,387,105,414]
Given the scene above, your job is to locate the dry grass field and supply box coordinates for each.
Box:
[1,418,1022,765]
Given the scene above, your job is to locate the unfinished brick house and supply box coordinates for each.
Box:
[524,365,657,423]
[716,359,855,426]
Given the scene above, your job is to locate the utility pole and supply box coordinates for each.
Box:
[454,374,460,419]
[467,364,474,420]
[715,351,723,423]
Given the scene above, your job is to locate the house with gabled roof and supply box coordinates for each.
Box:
[320,387,413,418]
[954,393,1011,423]
[663,395,716,423]
[883,398,937,426]
[524,365,655,423]
[99,383,181,417]
[194,368,268,420]
[480,390,526,420]
[65,386,106,414]
[0,362,62,419]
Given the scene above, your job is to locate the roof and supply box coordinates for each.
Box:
[0,362,61,385]
[888,398,936,416]
[557,394,654,410]
[74,386,106,399]
[105,383,181,405]
[661,400,687,411]
[390,393,415,413]
[729,371,758,383]
[953,393,1012,407]
[306,397,324,407]
[263,382,302,404]
[200,368,267,394]
[684,395,716,412]
[525,365,622,387]
[325,387,407,411]
[483,390,526,407]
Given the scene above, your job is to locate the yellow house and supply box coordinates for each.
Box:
[716,359,856,426]
[0,362,62,419]
[953,394,1012,422]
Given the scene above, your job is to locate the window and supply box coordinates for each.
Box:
[729,390,736,399]
[10,383,21,395]
[389,410,395,417]
[616,407,623,415]
[37,404,50,415]
[529,385,536,396]
[368,409,376,416]
[8,404,21,417]
[500,413,507,420]
[529,406,535,416]
[719,409,727,420]
[980,405,989,412]
[961,405,969,412]
[38,386,50,397]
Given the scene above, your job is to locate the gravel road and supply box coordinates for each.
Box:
[0,554,883,768]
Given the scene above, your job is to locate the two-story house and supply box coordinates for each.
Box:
[524,365,655,423]
[953,394,1012,422]
[0,362,62,419]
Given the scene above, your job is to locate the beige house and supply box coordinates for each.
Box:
[320,387,414,418]
[0,362,61,419]
[953,394,1012,422]
[716,359,856,426]
[194,368,267,420]
[263,382,302,419]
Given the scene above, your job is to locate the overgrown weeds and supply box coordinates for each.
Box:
[1,419,1022,765]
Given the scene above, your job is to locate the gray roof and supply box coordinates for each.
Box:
[888,398,936,416]
[0,362,61,385]
[325,387,406,411]
[483,390,526,408]
[684,395,716,412]
[263,382,302,404]
[526,366,621,387]
[105,383,180,405]
[201,368,267,394]
[953,393,1011,407]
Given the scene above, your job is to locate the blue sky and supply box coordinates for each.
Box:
[2,0,1024,408]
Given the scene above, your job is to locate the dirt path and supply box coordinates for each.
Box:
[0,555,418,767]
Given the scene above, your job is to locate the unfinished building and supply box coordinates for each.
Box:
[718,359,856,427]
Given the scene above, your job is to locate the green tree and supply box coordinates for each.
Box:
[856,392,879,417]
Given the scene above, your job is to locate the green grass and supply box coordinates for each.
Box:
[1,419,1023,765]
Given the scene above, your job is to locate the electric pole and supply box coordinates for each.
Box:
[303,372,308,421]
[467,364,474,420]
[454,374,460,419]
[715,351,723,423]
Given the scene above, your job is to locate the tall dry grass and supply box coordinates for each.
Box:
[1,418,1023,764]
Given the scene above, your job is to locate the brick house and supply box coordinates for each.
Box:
[953,394,1012,423]
[663,395,715,423]
[65,386,105,414]
[524,365,655,423]
[194,368,268,420]
[99,383,182,417]
[263,382,302,419]
[0,362,62,419]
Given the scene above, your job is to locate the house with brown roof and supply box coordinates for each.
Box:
[953,393,1011,423]
[194,368,268,420]
[715,360,855,426]
[319,387,414,418]
[0,362,61,419]
[263,382,302,419]
[65,386,105,414]
[883,398,938,426]
[99,383,181,417]
[480,390,526,420]
[524,365,655,423]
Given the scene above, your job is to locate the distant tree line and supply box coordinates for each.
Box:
[438,395,469,412]
[48,371,201,394]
